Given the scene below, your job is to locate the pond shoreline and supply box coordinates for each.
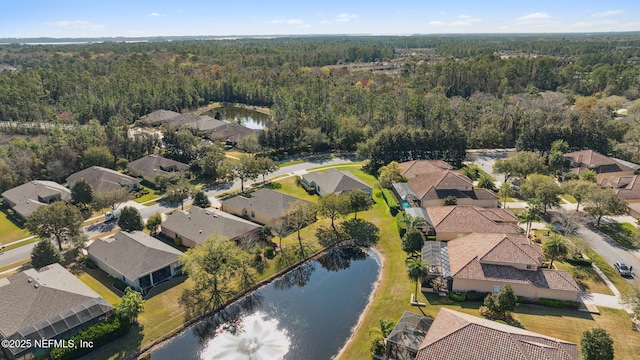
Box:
[191,101,271,117]
[137,244,378,359]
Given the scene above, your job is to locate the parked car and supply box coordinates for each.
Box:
[614,261,631,277]
[104,208,122,222]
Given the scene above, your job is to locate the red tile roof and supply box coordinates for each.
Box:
[416,308,578,360]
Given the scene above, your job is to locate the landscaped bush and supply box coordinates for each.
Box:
[516,296,525,304]
[568,256,593,267]
[295,177,315,194]
[396,214,407,238]
[83,256,98,269]
[466,290,489,301]
[174,236,182,246]
[49,317,130,360]
[538,298,578,308]
[264,246,275,259]
[381,189,400,215]
[449,291,467,302]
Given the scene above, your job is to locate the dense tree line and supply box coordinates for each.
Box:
[1,35,640,173]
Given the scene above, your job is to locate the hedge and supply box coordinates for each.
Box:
[49,317,130,360]
[567,257,593,267]
[396,214,407,238]
[381,189,400,215]
[538,298,578,308]
[466,290,489,301]
[449,291,467,302]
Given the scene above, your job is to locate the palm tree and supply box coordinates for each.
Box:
[498,182,515,209]
[406,257,429,301]
[543,234,569,269]
[517,209,537,238]
[368,318,396,339]
[403,214,428,230]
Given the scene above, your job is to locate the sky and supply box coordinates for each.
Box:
[1,0,640,38]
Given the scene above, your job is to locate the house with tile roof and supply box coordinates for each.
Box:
[398,160,453,179]
[66,166,140,193]
[565,149,636,182]
[221,188,312,227]
[0,264,115,360]
[599,174,640,218]
[87,231,183,295]
[414,308,578,360]
[139,109,181,125]
[160,206,262,248]
[443,233,580,301]
[1,180,71,220]
[301,169,372,197]
[127,154,189,185]
[425,206,521,241]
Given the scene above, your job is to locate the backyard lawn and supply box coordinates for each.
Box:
[0,209,31,245]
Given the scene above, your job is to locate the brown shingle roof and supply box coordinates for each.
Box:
[302,169,371,195]
[1,180,71,219]
[66,166,140,193]
[416,308,578,360]
[139,109,181,125]
[161,206,261,245]
[87,231,183,281]
[0,264,113,339]
[398,160,453,178]
[601,175,640,201]
[426,206,520,235]
[221,189,311,220]
[405,170,497,204]
[565,149,634,174]
[127,155,189,181]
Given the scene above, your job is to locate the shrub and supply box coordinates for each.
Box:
[264,246,275,259]
[381,189,400,215]
[396,214,407,238]
[449,291,467,302]
[516,296,525,304]
[568,257,593,267]
[296,177,315,194]
[49,317,130,360]
[83,256,98,269]
[466,290,489,301]
[174,236,182,246]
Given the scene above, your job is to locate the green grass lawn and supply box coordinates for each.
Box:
[0,209,31,245]
[560,194,578,204]
[596,223,638,249]
[134,185,163,204]
[75,268,122,306]
[273,177,318,203]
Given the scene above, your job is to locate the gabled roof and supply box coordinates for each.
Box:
[221,189,311,219]
[416,308,578,360]
[66,166,140,193]
[398,160,453,178]
[203,122,258,143]
[426,206,520,235]
[127,154,189,180]
[0,263,113,340]
[87,231,183,281]
[405,170,497,203]
[601,174,640,201]
[302,169,371,194]
[565,149,634,174]
[447,233,580,292]
[1,180,71,219]
[139,109,181,125]
[161,206,261,245]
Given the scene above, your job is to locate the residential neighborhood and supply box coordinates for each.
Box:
[3,13,640,360]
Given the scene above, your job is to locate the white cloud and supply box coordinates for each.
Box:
[428,21,446,26]
[47,20,104,32]
[270,19,305,25]
[592,10,623,17]
[149,12,165,17]
[336,13,359,22]
[516,12,550,21]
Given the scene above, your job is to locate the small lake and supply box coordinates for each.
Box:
[205,107,272,130]
[150,247,380,360]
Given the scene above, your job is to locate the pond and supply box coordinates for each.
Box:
[150,246,381,360]
[204,106,272,130]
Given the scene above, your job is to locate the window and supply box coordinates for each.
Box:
[251,211,255,218]
[526,264,535,270]
[492,286,501,293]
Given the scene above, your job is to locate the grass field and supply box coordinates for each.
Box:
[560,194,578,204]
[134,185,163,204]
[0,209,31,245]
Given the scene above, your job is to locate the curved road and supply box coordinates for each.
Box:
[0,155,358,268]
